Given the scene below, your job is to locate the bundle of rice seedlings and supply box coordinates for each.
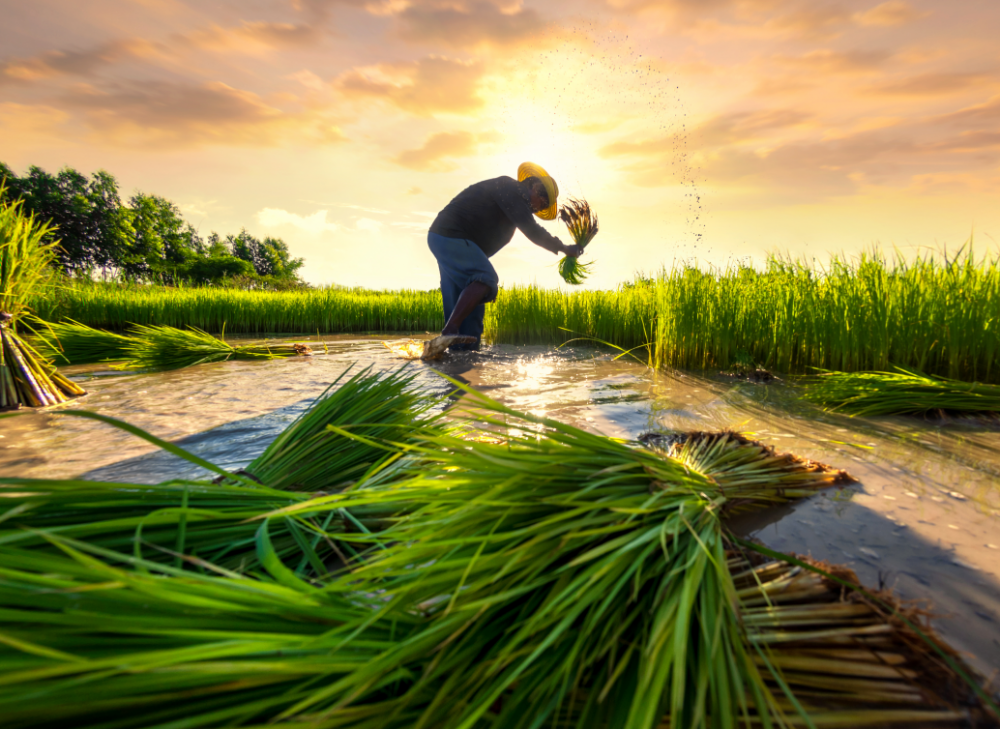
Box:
[804,368,1000,417]
[31,318,134,365]
[121,323,312,371]
[0,366,440,574]
[558,198,599,285]
[641,430,855,513]
[0,190,86,410]
[298,390,860,729]
[729,547,995,726]
[0,476,350,575]
[242,364,446,493]
[0,538,421,729]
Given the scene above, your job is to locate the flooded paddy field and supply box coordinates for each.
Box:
[2,335,999,678]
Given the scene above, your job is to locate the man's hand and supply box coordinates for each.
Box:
[561,244,584,258]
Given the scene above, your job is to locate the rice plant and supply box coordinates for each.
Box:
[558,198,599,285]
[0,187,86,409]
[120,323,312,371]
[803,368,1000,417]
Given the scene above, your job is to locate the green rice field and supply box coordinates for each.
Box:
[29,248,1000,382]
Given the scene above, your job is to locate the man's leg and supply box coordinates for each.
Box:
[441,281,491,336]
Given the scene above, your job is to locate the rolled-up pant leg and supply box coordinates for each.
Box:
[427,232,499,350]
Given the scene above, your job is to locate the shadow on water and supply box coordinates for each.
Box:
[730,486,1000,677]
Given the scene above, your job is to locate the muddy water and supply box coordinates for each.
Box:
[2,336,999,676]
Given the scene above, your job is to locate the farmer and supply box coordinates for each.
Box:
[424,162,583,356]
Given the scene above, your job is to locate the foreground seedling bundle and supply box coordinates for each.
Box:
[0,189,86,410]
[0,365,994,728]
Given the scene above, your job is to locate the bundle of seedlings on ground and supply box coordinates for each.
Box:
[0,188,86,410]
[31,318,134,365]
[558,198,599,285]
[0,365,439,575]
[0,370,993,728]
[239,363,447,494]
[726,547,995,726]
[298,388,897,729]
[0,538,425,729]
[803,368,1000,417]
[121,323,313,371]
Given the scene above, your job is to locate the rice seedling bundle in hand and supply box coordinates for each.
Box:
[31,318,134,365]
[804,368,1000,417]
[558,198,599,285]
[121,323,312,371]
[0,188,86,410]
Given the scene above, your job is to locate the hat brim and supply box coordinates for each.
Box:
[518,162,558,220]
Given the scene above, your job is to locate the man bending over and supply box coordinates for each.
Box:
[424,162,583,357]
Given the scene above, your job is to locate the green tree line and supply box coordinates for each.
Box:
[0,162,305,288]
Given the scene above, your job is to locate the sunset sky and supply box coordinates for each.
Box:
[2,0,998,289]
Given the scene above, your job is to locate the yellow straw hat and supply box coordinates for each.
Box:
[517,162,559,220]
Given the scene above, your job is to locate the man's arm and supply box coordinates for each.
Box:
[494,179,572,255]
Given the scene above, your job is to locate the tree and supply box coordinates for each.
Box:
[7,165,133,273]
[227,229,304,281]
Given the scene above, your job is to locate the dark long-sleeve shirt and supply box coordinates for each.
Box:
[429,176,562,258]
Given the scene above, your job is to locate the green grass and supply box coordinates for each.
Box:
[27,246,1000,383]
[30,281,445,334]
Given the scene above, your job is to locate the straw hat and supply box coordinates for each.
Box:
[517,162,559,220]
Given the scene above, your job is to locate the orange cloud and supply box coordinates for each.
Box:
[394,129,501,171]
[336,56,485,116]
[53,80,343,147]
[393,0,553,49]
[770,49,891,74]
[0,39,162,86]
[853,1,928,27]
[865,72,995,97]
[183,21,324,52]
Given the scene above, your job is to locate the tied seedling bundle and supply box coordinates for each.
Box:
[121,323,312,371]
[0,187,85,410]
[804,368,1000,418]
[558,198,599,285]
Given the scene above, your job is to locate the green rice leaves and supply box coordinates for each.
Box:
[803,368,1000,417]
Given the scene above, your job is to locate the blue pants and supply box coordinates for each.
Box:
[427,232,499,349]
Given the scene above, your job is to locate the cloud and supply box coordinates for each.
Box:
[257,208,343,234]
[597,94,1000,195]
[393,1,552,49]
[257,207,389,235]
[600,108,811,159]
[336,56,485,116]
[56,79,342,147]
[183,21,323,52]
[853,1,928,27]
[770,49,891,74]
[394,129,500,171]
[865,72,994,97]
[0,39,162,86]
